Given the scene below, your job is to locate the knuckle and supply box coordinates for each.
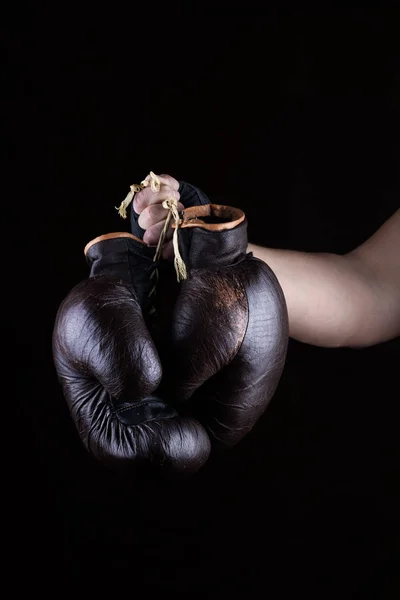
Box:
[133,196,143,214]
[137,211,147,229]
[134,189,149,212]
[144,227,158,246]
[159,174,180,190]
[140,205,159,229]
[148,204,162,222]
[163,187,179,200]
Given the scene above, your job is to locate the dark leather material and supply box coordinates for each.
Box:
[130,180,210,239]
[115,396,178,426]
[178,219,249,270]
[178,180,211,207]
[52,234,211,473]
[86,235,156,306]
[130,209,146,240]
[160,205,289,448]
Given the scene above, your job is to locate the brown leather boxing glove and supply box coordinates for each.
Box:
[52,232,211,474]
[157,201,289,448]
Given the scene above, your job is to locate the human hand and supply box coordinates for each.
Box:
[132,173,183,260]
[131,173,211,260]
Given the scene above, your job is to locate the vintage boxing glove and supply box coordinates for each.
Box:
[158,200,289,448]
[52,232,211,473]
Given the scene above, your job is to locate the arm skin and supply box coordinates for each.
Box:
[248,209,400,348]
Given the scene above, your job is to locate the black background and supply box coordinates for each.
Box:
[6,7,400,598]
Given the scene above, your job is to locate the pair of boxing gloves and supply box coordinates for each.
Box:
[52,175,289,475]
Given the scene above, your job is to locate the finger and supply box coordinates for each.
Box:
[142,173,180,191]
[134,185,180,214]
[143,219,174,247]
[138,202,184,230]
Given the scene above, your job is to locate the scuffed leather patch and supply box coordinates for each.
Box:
[205,269,248,357]
[162,267,249,400]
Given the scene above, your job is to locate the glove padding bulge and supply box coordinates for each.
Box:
[158,198,289,448]
[52,232,211,474]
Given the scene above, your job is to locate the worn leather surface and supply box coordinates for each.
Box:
[52,234,211,473]
[85,233,155,306]
[159,193,289,448]
[53,181,289,471]
[179,217,249,270]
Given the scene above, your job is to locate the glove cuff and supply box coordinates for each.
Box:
[84,232,157,308]
[174,204,248,270]
[84,232,145,255]
[178,204,245,231]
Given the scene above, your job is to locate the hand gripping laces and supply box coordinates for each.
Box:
[116,171,188,316]
[116,171,161,220]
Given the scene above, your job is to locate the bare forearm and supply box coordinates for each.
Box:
[248,243,398,348]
